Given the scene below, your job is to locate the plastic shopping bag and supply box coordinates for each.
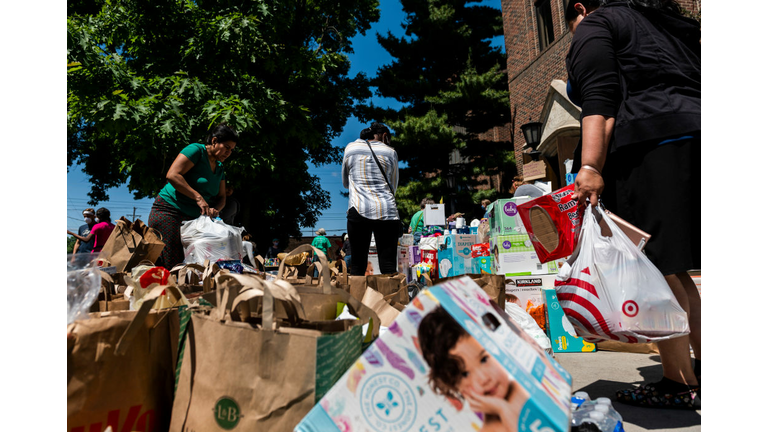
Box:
[180,216,245,264]
[504,301,552,351]
[554,206,689,343]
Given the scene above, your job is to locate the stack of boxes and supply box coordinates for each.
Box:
[486,197,594,354]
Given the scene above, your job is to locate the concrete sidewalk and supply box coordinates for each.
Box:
[553,351,701,432]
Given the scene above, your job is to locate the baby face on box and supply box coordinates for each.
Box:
[419,306,531,432]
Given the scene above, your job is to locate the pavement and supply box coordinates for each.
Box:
[553,351,701,432]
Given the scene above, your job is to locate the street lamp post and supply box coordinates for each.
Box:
[520,121,543,161]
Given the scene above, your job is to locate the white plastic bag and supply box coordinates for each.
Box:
[554,206,689,343]
[504,302,552,351]
[180,216,245,264]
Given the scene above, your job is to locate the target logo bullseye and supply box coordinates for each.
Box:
[622,300,639,317]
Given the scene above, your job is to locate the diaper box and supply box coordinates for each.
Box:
[490,234,559,276]
[487,197,533,236]
[543,288,596,353]
[295,276,573,432]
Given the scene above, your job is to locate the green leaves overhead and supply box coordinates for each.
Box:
[68,0,380,244]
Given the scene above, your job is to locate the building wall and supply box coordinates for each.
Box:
[501,0,701,175]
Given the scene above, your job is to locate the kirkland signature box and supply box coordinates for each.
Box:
[295,276,573,432]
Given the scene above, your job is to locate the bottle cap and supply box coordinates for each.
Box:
[589,411,605,421]
[574,391,590,400]
[594,404,609,414]
[596,397,612,406]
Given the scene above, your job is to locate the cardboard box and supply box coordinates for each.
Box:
[296,277,573,432]
[471,256,493,274]
[490,234,559,276]
[424,204,446,226]
[435,234,477,278]
[504,275,558,311]
[488,197,533,236]
[397,247,411,283]
[408,246,421,266]
[543,288,596,353]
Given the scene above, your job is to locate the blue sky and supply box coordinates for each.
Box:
[66,0,504,235]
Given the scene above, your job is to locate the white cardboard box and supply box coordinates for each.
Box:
[424,204,446,226]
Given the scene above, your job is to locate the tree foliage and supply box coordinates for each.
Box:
[357,0,514,223]
[68,0,379,247]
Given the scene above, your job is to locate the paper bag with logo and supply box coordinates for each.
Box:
[98,217,166,272]
[169,273,373,432]
[435,273,506,308]
[67,285,185,432]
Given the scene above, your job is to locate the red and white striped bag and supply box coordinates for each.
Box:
[554,206,689,343]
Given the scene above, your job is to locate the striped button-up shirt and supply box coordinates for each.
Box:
[342,139,399,221]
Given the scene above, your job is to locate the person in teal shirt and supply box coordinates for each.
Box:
[147,123,238,269]
[408,198,433,239]
[310,228,332,276]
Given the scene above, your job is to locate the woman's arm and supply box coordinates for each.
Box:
[572,115,614,207]
[67,229,94,244]
[567,16,620,208]
[166,152,211,215]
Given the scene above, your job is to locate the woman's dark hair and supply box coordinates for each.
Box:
[359,127,374,140]
[96,207,111,222]
[565,0,682,22]
[369,122,390,137]
[418,306,469,400]
[565,0,603,22]
[205,123,239,145]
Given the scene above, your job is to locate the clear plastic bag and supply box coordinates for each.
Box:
[504,301,552,351]
[180,216,245,264]
[555,206,689,343]
[67,254,102,325]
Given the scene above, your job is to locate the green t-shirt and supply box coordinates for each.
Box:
[157,143,226,217]
[311,235,332,257]
[409,210,425,234]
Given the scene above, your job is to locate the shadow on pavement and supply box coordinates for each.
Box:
[572,361,701,430]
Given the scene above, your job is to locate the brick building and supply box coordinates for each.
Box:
[500,0,701,189]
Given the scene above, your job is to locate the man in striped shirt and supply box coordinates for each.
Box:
[342,122,401,276]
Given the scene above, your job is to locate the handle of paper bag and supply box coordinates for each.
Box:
[114,284,186,356]
[214,273,303,327]
[277,244,332,294]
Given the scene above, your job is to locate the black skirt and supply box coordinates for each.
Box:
[599,137,701,275]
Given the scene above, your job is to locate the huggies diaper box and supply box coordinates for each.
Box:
[295,276,573,432]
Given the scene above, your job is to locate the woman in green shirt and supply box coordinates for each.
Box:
[147,123,238,269]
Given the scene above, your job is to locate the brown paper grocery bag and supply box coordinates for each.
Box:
[170,274,369,432]
[436,273,506,308]
[347,273,409,306]
[68,285,184,432]
[361,287,401,327]
[98,217,166,272]
[277,244,381,339]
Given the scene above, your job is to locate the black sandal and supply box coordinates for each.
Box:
[616,380,700,410]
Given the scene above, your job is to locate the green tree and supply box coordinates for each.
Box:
[357,0,514,223]
[68,0,379,248]
[67,236,77,254]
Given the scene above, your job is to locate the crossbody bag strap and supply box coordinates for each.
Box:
[365,140,396,196]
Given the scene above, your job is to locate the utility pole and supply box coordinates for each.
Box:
[125,207,142,222]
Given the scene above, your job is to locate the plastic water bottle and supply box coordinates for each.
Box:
[595,398,624,432]
[571,391,591,411]
[571,399,624,432]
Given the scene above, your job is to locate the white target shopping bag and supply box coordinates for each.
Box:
[554,206,689,343]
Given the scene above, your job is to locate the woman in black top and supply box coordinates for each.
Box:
[566,0,700,409]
